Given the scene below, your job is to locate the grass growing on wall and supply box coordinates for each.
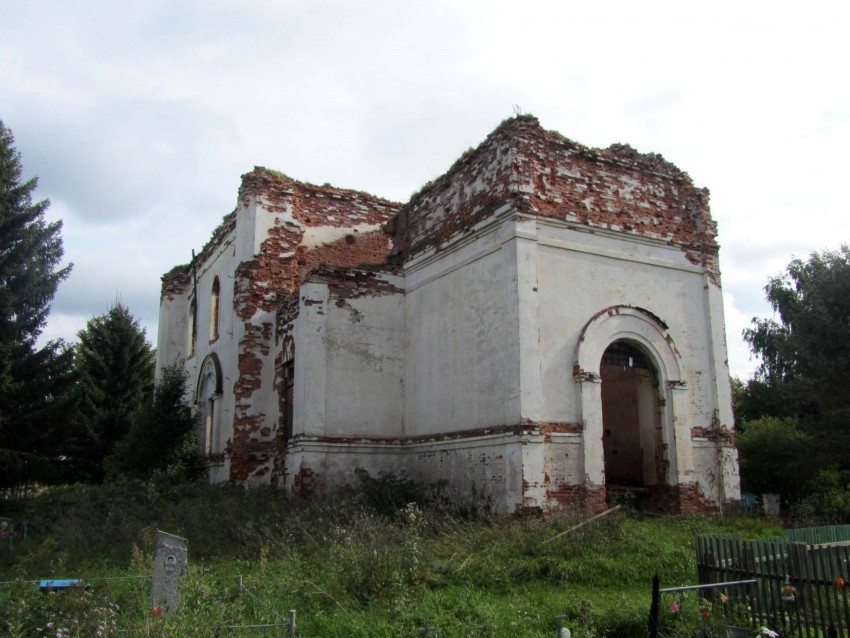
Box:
[0,477,782,637]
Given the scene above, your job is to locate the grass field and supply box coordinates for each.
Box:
[0,477,783,637]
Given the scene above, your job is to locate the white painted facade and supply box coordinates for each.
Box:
[157,116,741,513]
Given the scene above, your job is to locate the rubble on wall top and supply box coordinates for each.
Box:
[503,115,696,183]
[160,263,192,300]
[239,166,402,209]
[160,114,719,295]
[161,209,238,296]
[389,114,717,267]
[602,143,691,180]
[401,114,701,215]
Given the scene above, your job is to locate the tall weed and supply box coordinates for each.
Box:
[1,477,785,637]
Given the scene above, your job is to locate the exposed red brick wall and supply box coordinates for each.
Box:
[293,465,322,498]
[296,229,393,284]
[240,168,400,226]
[387,128,516,257]
[231,171,401,319]
[691,425,736,445]
[649,483,719,514]
[160,266,191,301]
[542,483,608,513]
[389,116,718,277]
[542,482,717,515]
[307,265,403,310]
[228,170,402,483]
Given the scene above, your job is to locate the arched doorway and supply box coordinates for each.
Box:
[600,340,661,495]
[574,306,696,512]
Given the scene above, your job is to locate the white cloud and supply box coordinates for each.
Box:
[2,0,846,379]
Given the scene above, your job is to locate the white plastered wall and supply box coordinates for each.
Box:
[274,203,739,511]
[522,216,739,506]
[157,195,276,485]
[283,212,529,510]
[402,215,518,434]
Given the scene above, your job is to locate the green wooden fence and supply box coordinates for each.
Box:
[698,526,850,637]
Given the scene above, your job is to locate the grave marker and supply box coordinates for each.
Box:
[151,530,188,611]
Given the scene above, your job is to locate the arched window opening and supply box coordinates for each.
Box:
[600,340,661,493]
[282,336,295,439]
[283,362,294,439]
[188,298,197,357]
[210,277,220,342]
[197,355,222,457]
[204,397,215,455]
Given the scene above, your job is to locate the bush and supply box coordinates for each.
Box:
[736,416,817,501]
[788,467,850,524]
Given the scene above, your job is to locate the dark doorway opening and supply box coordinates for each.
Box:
[600,340,662,505]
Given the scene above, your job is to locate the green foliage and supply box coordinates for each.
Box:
[75,303,155,482]
[0,120,71,351]
[731,376,795,428]
[0,583,122,638]
[1,340,78,489]
[0,480,783,637]
[107,363,201,481]
[0,120,73,492]
[788,467,850,524]
[744,247,850,473]
[736,416,817,500]
[745,246,850,390]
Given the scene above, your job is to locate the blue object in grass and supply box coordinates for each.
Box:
[39,579,85,592]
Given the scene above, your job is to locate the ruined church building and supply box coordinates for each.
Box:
[157,116,740,514]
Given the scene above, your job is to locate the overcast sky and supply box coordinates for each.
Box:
[3,0,849,380]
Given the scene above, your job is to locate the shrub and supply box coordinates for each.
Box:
[736,416,817,500]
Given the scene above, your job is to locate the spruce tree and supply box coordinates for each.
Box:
[75,303,155,481]
[107,363,200,481]
[0,120,73,491]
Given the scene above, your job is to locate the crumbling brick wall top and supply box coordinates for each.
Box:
[160,264,192,301]
[389,115,719,273]
[239,166,402,227]
[159,169,403,301]
[159,211,237,300]
[161,116,721,303]
[306,264,404,308]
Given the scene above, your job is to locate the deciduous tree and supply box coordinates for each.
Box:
[743,246,850,475]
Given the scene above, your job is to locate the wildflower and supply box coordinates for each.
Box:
[719,593,729,604]
[669,601,680,613]
[152,606,164,617]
